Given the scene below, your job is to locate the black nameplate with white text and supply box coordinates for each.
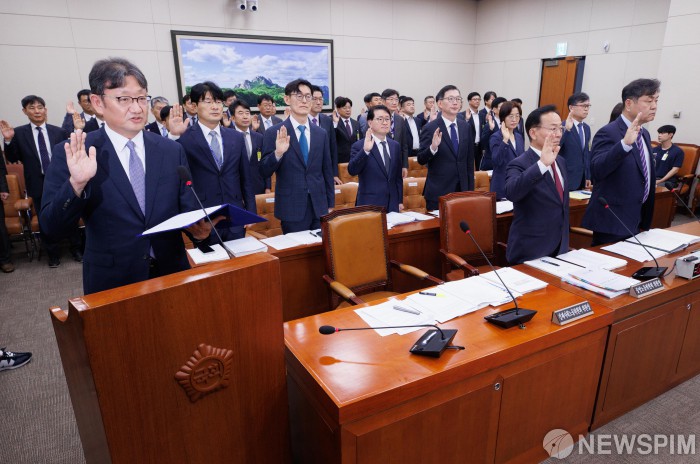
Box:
[629,278,663,298]
[552,301,593,326]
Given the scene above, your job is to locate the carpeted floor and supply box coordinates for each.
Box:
[1,216,698,463]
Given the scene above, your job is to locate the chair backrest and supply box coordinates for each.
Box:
[248,193,282,237]
[4,174,24,234]
[338,163,358,184]
[407,157,427,178]
[475,171,490,192]
[675,143,700,178]
[5,163,27,197]
[402,177,426,212]
[439,191,497,260]
[334,182,358,210]
[321,205,390,292]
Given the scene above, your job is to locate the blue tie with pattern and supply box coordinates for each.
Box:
[36,127,51,174]
[450,123,459,153]
[126,140,146,215]
[298,125,309,165]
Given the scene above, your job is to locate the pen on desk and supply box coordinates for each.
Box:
[309,231,317,238]
[393,305,421,315]
[541,259,560,267]
[419,291,437,296]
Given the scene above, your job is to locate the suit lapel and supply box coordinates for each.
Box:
[285,119,305,167]
[144,134,164,223]
[22,125,40,164]
[371,142,389,177]
[96,130,145,221]
[437,118,456,157]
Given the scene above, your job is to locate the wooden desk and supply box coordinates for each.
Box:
[285,285,614,464]
[273,187,674,321]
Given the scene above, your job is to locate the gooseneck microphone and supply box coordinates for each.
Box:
[597,196,666,280]
[177,165,234,258]
[459,221,536,328]
[319,324,463,358]
[664,182,700,223]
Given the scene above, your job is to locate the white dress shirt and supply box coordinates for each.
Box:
[104,123,146,181]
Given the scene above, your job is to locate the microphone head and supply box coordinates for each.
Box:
[177,165,192,183]
[597,196,609,207]
[459,221,470,233]
[319,325,337,335]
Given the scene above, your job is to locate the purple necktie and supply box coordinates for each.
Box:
[636,129,649,202]
[577,123,585,149]
[36,127,51,174]
[345,119,352,137]
[312,117,318,126]
[390,115,395,138]
[126,140,146,215]
[450,123,459,153]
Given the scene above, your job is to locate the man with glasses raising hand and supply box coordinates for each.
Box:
[559,92,592,191]
[40,58,214,294]
[260,79,334,234]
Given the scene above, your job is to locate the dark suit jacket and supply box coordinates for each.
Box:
[312,113,339,176]
[403,115,423,155]
[255,115,283,136]
[490,130,525,199]
[390,113,411,169]
[558,121,591,190]
[335,117,362,164]
[61,112,88,133]
[504,149,570,264]
[240,129,270,194]
[480,113,499,170]
[417,117,475,206]
[84,118,102,133]
[4,123,69,207]
[348,137,403,213]
[260,118,335,222]
[177,124,256,239]
[145,121,161,135]
[582,116,656,235]
[40,128,198,294]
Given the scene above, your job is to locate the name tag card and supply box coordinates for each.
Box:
[629,278,663,298]
[265,198,275,203]
[409,182,418,187]
[552,301,593,325]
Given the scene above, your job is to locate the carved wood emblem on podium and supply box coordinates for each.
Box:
[175,344,234,403]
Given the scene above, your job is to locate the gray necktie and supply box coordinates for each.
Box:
[126,140,146,215]
[209,132,223,169]
[244,131,252,160]
[381,141,390,170]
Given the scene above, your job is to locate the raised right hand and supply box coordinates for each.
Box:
[65,129,97,196]
[275,126,290,157]
[363,128,374,152]
[487,113,494,130]
[565,111,574,131]
[66,101,76,115]
[251,114,260,131]
[168,104,190,136]
[430,127,442,151]
[623,112,643,146]
[501,124,511,142]
[72,112,85,131]
[0,120,15,141]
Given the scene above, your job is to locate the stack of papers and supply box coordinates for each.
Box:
[439,276,521,308]
[569,190,592,200]
[222,236,267,257]
[402,211,434,221]
[386,211,417,227]
[524,257,585,278]
[562,275,627,298]
[556,249,627,270]
[187,245,230,265]
[429,210,440,217]
[567,268,639,292]
[628,229,700,253]
[602,241,668,262]
[496,200,514,214]
[354,300,436,336]
[479,267,548,294]
[260,229,322,250]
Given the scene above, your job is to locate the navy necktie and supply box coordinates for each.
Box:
[381,141,390,172]
[345,119,352,137]
[36,127,51,174]
[577,123,585,149]
[298,126,309,165]
[450,123,459,153]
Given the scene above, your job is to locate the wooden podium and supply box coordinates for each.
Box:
[51,253,290,463]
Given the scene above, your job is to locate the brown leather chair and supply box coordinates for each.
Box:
[407,157,427,178]
[321,205,443,309]
[673,143,699,204]
[3,174,39,260]
[333,182,358,210]
[402,177,426,212]
[338,163,358,184]
[439,191,505,280]
[475,171,490,192]
[247,193,282,238]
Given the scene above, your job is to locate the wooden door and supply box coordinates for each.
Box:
[539,57,584,120]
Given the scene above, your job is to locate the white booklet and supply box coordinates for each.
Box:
[187,244,230,265]
[556,249,627,270]
[222,236,268,257]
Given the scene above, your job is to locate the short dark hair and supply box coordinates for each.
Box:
[21,95,46,108]
[231,100,251,113]
[399,96,414,106]
[424,95,435,103]
[257,93,274,105]
[621,78,661,102]
[484,91,497,102]
[310,85,322,95]
[223,89,237,100]
[499,101,521,122]
[567,92,590,107]
[511,98,523,105]
[77,89,91,100]
[657,124,676,135]
[436,85,459,101]
[367,104,391,121]
[284,79,313,96]
[335,96,352,108]
[190,81,224,104]
[89,57,148,96]
[491,96,508,110]
[609,102,624,122]
[159,105,172,121]
[364,92,380,103]
[467,92,481,101]
[524,105,559,141]
[381,88,399,100]
[182,94,191,104]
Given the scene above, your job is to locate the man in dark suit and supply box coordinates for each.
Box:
[458,92,483,170]
[478,91,497,123]
[182,94,198,126]
[358,92,381,134]
[480,96,507,171]
[309,85,341,185]
[348,105,403,213]
[0,157,13,272]
[334,96,362,164]
[417,85,475,211]
[400,96,422,158]
[61,89,96,133]
[381,89,410,178]
[415,95,436,128]
[558,92,592,190]
[223,89,237,119]
[260,79,334,234]
[504,105,569,264]
[254,94,283,135]
[83,113,105,133]
[169,82,256,241]
[582,78,660,246]
[229,100,270,194]
[1,95,81,267]
[144,96,169,136]
[40,58,213,294]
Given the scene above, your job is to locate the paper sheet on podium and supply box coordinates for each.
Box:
[142,204,266,236]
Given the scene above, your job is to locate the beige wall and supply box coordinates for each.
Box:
[0,0,697,144]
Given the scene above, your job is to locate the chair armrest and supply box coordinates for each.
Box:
[390,260,445,285]
[246,229,267,240]
[570,226,593,237]
[322,275,365,305]
[14,198,33,210]
[438,250,479,277]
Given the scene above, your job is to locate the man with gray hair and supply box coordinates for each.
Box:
[40,57,214,294]
[145,96,169,137]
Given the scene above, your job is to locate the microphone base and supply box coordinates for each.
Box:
[484,308,537,329]
[409,329,458,358]
[632,266,667,281]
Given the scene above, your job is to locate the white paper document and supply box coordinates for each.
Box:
[439,276,520,308]
[626,229,700,253]
[567,268,640,292]
[429,210,440,217]
[479,267,548,294]
[143,206,223,235]
[602,241,668,262]
[386,212,417,227]
[285,230,322,245]
[222,236,268,257]
[402,211,434,221]
[496,201,514,214]
[403,290,479,323]
[354,300,436,336]
[562,275,627,299]
[556,249,627,270]
[187,244,230,265]
[524,257,584,278]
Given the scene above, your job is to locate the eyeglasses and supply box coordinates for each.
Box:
[384,97,399,103]
[311,97,324,103]
[291,93,313,102]
[373,117,391,123]
[506,114,521,120]
[199,99,223,106]
[536,126,563,134]
[574,104,592,109]
[440,97,463,103]
[102,95,151,107]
